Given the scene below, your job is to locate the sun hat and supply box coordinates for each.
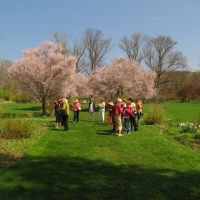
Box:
[74,99,79,103]
[108,101,114,106]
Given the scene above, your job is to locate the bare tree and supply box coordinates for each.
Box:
[52,32,88,74]
[143,35,188,88]
[83,28,113,75]
[71,38,87,73]
[119,32,146,63]
[52,32,71,56]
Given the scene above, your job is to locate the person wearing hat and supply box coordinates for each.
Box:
[73,99,82,123]
[107,101,114,125]
[113,98,123,136]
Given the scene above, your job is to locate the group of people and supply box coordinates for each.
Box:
[54,97,143,136]
[54,98,82,131]
[110,97,143,136]
[87,97,143,136]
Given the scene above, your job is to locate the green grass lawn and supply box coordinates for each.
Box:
[0,102,200,200]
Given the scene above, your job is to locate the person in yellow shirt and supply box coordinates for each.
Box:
[62,98,70,131]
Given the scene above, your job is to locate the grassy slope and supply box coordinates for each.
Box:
[0,102,200,200]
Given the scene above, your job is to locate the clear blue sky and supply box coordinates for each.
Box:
[0,0,200,71]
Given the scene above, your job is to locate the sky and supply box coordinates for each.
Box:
[0,0,200,71]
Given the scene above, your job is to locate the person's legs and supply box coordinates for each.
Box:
[91,112,94,121]
[99,110,102,121]
[124,117,128,133]
[73,111,76,122]
[102,110,105,122]
[127,118,131,133]
[76,111,79,122]
[133,116,138,131]
[108,114,111,125]
[63,116,69,131]
[115,115,122,136]
[117,115,122,136]
[137,112,141,127]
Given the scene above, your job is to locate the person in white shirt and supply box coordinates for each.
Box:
[98,98,105,122]
[88,98,95,121]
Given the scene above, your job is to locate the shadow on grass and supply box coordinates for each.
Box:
[0,155,199,200]
[96,129,114,136]
[14,106,41,111]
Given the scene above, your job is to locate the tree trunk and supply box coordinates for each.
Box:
[41,99,46,116]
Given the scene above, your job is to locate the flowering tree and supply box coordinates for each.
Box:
[61,72,92,98]
[88,57,157,100]
[8,41,76,115]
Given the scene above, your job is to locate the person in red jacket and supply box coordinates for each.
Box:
[113,98,123,136]
[73,99,82,123]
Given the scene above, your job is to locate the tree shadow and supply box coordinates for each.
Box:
[0,154,200,200]
[14,106,41,111]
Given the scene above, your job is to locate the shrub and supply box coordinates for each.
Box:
[0,89,11,101]
[180,122,197,134]
[143,104,165,125]
[11,93,31,103]
[0,118,37,139]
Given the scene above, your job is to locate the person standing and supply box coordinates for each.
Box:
[121,99,127,124]
[89,98,95,121]
[136,100,143,128]
[107,101,114,125]
[113,98,123,136]
[54,100,62,128]
[123,100,133,134]
[61,98,69,131]
[73,99,82,123]
[128,97,138,131]
[98,98,105,122]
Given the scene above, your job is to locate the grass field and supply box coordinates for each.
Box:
[0,102,200,200]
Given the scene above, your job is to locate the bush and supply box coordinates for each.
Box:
[143,104,165,125]
[11,93,31,103]
[0,89,11,101]
[0,118,37,139]
[180,122,197,134]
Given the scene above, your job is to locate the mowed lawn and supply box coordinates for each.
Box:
[0,102,200,200]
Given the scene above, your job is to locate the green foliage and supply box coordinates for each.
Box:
[0,102,200,199]
[0,118,37,139]
[143,104,165,125]
[180,122,197,134]
[0,89,11,101]
[11,93,31,103]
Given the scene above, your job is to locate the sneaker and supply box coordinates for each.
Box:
[118,134,123,136]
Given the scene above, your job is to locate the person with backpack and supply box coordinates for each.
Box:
[73,99,82,123]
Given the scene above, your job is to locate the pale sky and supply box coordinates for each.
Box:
[0,0,200,71]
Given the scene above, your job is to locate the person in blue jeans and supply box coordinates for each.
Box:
[123,100,133,134]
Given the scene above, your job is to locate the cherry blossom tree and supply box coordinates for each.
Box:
[88,57,157,100]
[8,41,77,115]
[61,72,92,98]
